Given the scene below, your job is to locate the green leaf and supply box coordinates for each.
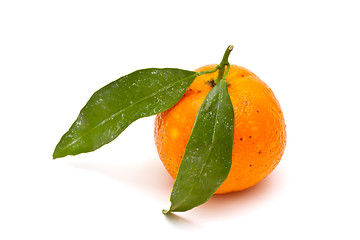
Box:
[164,79,234,213]
[53,68,198,159]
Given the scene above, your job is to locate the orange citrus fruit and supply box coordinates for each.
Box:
[154,64,286,194]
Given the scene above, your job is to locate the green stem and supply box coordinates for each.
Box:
[196,45,234,85]
[214,45,233,84]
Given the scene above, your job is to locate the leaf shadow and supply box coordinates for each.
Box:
[65,157,201,226]
[64,156,174,201]
[163,212,197,228]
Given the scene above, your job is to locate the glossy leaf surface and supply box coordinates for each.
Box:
[164,79,235,213]
[53,68,198,159]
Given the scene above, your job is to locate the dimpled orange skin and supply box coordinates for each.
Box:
[154,64,286,194]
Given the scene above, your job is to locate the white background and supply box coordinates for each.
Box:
[1,0,359,239]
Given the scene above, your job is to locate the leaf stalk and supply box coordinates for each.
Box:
[215,45,233,84]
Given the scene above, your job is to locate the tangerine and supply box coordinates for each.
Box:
[154,64,286,194]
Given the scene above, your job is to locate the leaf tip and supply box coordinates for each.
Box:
[52,147,65,159]
[162,209,170,215]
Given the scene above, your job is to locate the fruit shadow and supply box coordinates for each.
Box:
[192,167,287,218]
[65,157,286,222]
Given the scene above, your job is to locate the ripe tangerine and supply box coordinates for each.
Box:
[154,64,286,194]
